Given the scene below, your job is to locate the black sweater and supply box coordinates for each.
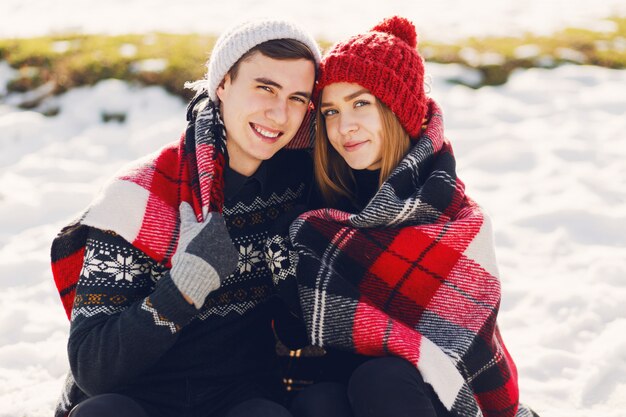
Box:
[63,149,313,411]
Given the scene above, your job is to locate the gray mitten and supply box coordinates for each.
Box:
[170,202,239,308]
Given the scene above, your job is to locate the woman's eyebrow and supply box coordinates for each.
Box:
[343,89,369,101]
[321,89,370,107]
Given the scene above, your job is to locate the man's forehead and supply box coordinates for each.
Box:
[236,53,315,92]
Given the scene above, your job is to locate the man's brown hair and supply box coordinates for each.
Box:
[227,39,317,81]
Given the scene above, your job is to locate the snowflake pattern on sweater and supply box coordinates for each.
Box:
[72,235,166,320]
[60,151,312,414]
[52,95,314,417]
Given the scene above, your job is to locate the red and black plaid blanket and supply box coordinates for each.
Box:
[282,99,536,417]
[51,95,314,319]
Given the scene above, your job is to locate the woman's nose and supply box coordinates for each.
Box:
[338,114,358,136]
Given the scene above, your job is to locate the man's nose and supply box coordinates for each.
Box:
[266,99,288,126]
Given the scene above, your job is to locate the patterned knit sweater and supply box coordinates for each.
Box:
[53,97,314,416]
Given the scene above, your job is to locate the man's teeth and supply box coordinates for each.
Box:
[253,125,280,138]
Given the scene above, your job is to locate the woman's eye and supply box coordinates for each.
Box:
[322,109,338,117]
[354,100,370,108]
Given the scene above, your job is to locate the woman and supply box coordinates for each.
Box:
[266,16,538,417]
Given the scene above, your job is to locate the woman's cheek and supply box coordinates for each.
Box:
[325,119,338,140]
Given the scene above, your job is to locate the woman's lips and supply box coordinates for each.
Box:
[343,140,367,152]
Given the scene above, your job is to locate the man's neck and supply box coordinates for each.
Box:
[228,159,259,177]
[226,140,261,177]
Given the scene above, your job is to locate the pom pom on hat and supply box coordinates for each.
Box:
[371,16,417,48]
[316,16,427,138]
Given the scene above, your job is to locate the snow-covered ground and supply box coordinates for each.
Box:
[1,1,626,412]
[1,0,625,42]
[0,60,624,416]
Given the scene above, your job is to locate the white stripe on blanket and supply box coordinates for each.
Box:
[83,180,150,244]
[418,336,466,412]
[312,227,356,346]
[463,210,500,279]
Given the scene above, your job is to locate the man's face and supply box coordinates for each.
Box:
[216,52,315,176]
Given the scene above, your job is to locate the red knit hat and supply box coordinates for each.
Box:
[316,16,427,138]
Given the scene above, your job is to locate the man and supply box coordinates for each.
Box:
[51,19,320,417]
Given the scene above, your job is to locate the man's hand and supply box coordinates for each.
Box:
[170,202,239,308]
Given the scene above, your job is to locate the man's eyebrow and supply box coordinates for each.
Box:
[320,89,370,107]
[294,91,312,99]
[255,77,282,89]
[254,77,311,99]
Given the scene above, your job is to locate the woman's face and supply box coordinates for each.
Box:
[320,82,384,171]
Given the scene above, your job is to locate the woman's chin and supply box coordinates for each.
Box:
[345,161,378,171]
[343,159,366,170]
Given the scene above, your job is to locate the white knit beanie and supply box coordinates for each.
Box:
[202,19,321,102]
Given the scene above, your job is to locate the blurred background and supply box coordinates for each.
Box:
[0,1,625,416]
[1,0,625,41]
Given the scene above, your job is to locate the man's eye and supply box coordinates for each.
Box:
[258,85,273,93]
[291,96,307,104]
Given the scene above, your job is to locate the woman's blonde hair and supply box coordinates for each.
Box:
[314,96,411,206]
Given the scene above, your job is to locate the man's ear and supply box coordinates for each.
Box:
[216,74,231,102]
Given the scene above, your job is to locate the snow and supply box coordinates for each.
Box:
[0,0,625,42]
[0,3,625,414]
[0,61,624,417]
[130,58,169,74]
